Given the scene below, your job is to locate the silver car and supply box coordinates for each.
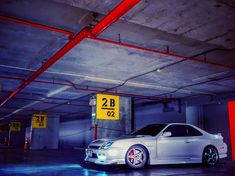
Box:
[85,123,227,169]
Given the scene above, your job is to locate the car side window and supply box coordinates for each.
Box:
[164,125,203,137]
[186,125,203,136]
[164,125,188,137]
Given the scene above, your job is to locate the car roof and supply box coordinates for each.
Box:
[146,123,192,126]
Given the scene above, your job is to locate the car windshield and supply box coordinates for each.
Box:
[132,124,167,136]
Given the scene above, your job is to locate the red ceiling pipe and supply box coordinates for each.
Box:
[91,0,140,36]
[0,0,141,108]
[1,3,234,72]
[0,106,69,114]
[88,37,235,71]
[3,96,89,107]
[0,75,163,100]
[0,15,75,39]
[0,27,89,108]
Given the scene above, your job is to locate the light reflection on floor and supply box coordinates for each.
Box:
[0,164,107,176]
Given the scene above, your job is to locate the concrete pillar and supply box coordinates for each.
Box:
[92,96,132,139]
[30,116,60,150]
[186,105,204,128]
[6,122,26,147]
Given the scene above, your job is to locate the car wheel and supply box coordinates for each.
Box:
[203,146,219,166]
[125,145,148,169]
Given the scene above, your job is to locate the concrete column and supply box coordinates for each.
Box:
[30,116,60,150]
[6,123,26,147]
[92,96,132,139]
[186,105,204,128]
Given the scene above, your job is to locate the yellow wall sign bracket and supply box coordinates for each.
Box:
[32,114,47,128]
[96,94,120,120]
[10,122,21,132]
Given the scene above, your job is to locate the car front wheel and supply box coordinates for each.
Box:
[125,144,148,169]
[203,146,219,166]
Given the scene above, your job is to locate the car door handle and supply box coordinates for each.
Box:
[184,140,190,144]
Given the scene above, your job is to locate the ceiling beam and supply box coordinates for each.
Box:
[0,0,141,110]
[0,15,75,39]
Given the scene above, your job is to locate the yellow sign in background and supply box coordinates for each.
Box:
[10,122,21,132]
[32,114,47,128]
[96,94,120,120]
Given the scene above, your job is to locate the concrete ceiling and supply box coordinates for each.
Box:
[0,0,235,122]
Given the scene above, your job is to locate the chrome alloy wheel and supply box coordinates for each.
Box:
[203,147,218,165]
[125,145,148,169]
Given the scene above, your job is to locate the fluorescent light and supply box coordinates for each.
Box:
[46,86,70,97]
[84,75,211,94]
[157,68,162,72]
[192,71,230,82]
[85,76,193,93]
[84,76,122,84]
[2,87,70,118]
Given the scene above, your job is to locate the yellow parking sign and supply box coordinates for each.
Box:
[10,122,21,132]
[32,114,47,128]
[96,94,120,120]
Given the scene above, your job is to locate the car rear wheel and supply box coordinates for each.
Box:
[125,145,148,169]
[203,146,219,166]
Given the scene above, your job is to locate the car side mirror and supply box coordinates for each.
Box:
[162,131,172,137]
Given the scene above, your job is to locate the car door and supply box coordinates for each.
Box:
[184,125,204,159]
[157,125,190,160]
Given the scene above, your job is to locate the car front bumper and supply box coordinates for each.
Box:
[84,147,126,165]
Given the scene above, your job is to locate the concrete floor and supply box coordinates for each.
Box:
[0,148,235,176]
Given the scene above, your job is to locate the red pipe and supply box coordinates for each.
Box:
[88,37,235,71]
[228,101,235,161]
[94,123,98,140]
[0,27,89,108]
[0,75,163,100]
[1,2,233,72]
[92,0,140,36]
[0,15,75,39]
[2,96,88,107]
[1,3,233,72]
[0,0,141,109]
[0,106,68,114]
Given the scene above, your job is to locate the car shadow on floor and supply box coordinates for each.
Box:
[81,161,231,175]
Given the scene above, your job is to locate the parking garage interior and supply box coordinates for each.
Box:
[0,0,235,175]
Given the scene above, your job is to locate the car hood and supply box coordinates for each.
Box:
[89,135,153,147]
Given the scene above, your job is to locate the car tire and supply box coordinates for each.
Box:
[202,146,219,166]
[125,144,148,169]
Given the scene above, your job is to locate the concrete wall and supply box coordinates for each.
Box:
[135,103,186,130]
[59,119,92,148]
[203,102,232,160]
[0,126,9,146]
[185,96,233,160]
[30,117,60,150]
[10,128,26,147]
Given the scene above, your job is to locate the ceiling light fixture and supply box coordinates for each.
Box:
[192,71,230,82]
[84,76,209,94]
[156,68,162,73]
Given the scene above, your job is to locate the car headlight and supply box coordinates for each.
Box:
[100,141,113,149]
